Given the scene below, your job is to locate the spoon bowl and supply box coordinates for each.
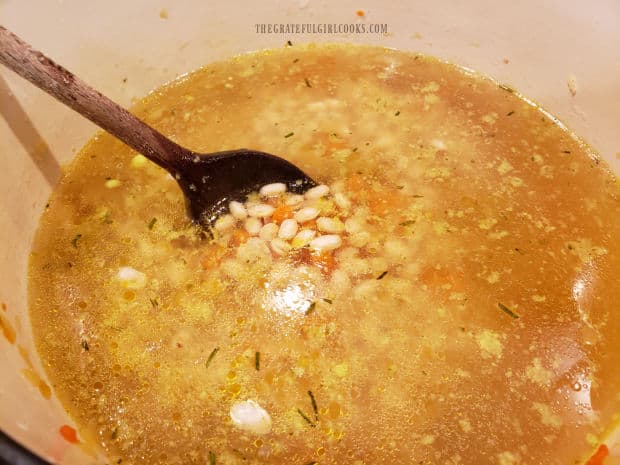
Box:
[175,148,314,224]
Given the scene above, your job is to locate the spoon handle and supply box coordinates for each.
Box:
[0,25,189,172]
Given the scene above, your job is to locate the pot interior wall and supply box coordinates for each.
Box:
[1,0,618,463]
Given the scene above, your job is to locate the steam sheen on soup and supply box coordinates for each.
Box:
[28,44,620,465]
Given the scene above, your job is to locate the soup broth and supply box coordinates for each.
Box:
[28,44,620,465]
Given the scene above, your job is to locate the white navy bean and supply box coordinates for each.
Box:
[244,217,262,236]
[229,201,248,220]
[278,219,299,240]
[334,192,351,210]
[270,238,292,256]
[309,234,342,251]
[116,266,147,289]
[229,399,272,435]
[305,184,330,200]
[294,207,320,223]
[259,222,279,241]
[345,218,363,234]
[259,183,287,197]
[214,214,235,232]
[291,229,316,248]
[247,203,275,218]
[285,194,304,206]
[317,217,345,234]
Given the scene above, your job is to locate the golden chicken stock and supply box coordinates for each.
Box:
[28,44,620,465]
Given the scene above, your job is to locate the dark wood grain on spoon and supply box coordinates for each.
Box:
[0,25,315,225]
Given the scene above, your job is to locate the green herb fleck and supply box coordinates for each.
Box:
[71,234,82,248]
[205,347,220,369]
[394,110,401,116]
[506,110,515,116]
[305,301,316,315]
[352,147,358,152]
[304,78,312,88]
[284,132,294,138]
[562,150,571,154]
[111,428,118,440]
[148,218,157,230]
[293,58,299,63]
[81,340,90,351]
[255,351,260,371]
[396,185,404,190]
[297,408,316,427]
[498,83,515,93]
[322,298,333,304]
[286,40,293,46]
[377,271,388,280]
[209,451,216,465]
[400,220,416,227]
[498,302,520,319]
[308,390,319,420]
[149,298,159,308]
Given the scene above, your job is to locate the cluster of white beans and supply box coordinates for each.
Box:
[213,182,352,255]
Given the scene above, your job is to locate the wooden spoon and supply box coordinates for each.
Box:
[0,26,315,225]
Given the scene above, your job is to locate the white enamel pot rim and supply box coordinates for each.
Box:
[0,1,619,464]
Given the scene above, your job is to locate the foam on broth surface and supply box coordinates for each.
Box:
[28,44,620,464]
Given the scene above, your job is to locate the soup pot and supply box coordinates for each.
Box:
[1,0,619,463]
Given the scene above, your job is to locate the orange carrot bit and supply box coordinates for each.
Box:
[302,219,317,230]
[59,424,79,444]
[232,229,250,246]
[271,205,294,224]
[310,250,336,275]
[345,173,367,194]
[200,244,226,270]
[356,9,365,17]
[585,444,609,465]
[295,248,335,275]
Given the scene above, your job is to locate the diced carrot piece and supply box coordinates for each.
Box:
[294,248,335,275]
[201,244,226,270]
[302,219,317,229]
[232,229,250,246]
[367,197,390,215]
[59,425,79,444]
[310,250,336,275]
[585,444,609,465]
[271,205,294,224]
[346,173,366,193]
